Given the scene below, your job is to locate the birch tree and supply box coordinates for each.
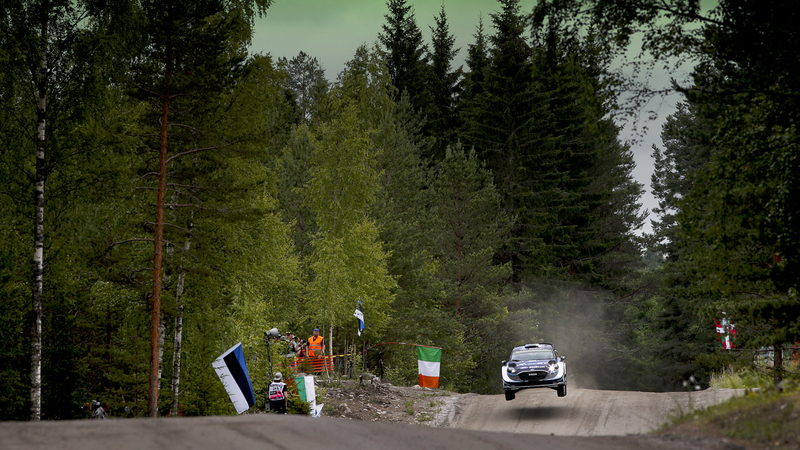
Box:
[304,103,395,336]
[0,0,127,420]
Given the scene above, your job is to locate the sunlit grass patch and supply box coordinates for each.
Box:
[710,360,800,389]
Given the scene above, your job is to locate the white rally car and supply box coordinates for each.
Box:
[501,343,567,401]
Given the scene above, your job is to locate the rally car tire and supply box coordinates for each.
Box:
[504,390,515,401]
[557,384,567,397]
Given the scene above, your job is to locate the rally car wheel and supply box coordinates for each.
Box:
[504,391,515,401]
[557,385,567,397]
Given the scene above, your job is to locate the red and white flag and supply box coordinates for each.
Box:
[716,313,736,350]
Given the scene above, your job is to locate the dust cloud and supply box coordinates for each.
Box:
[511,281,637,391]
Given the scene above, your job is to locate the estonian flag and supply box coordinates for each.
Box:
[212,342,255,414]
[353,300,365,336]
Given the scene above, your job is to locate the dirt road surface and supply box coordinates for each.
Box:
[0,412,746,450]
[447,387,746,436]
[0,388,749,450]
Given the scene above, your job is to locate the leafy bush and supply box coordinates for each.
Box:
[287,396,310,415]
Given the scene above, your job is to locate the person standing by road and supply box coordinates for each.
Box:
[284,332,300,357]
[307,328,324,357]
[268,372,289,414]
[91,400,108,419]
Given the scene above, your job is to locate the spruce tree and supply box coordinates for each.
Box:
[460,17,489,108]
[649,102,714,261]
[461,0,552,278]
[427,5,463,159]
[378,0,435,134]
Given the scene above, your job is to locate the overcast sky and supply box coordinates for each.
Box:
[250,0,692,236]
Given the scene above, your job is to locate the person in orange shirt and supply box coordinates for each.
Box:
[307,328,324,357]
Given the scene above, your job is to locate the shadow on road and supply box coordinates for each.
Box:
[502,405,570,422]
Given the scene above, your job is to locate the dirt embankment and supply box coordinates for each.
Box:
[317,378,457,426]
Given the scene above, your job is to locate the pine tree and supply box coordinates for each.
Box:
[278,51,329,125]
[127,0,273,417]
[425,145,513,391]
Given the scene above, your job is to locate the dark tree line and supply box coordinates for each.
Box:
[533,0,800,387]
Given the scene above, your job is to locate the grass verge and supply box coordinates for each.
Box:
[664,383,800,449]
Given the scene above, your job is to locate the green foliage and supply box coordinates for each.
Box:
[404,398,415,415]
[287,396,310,415]
[304,102,395,334]
[0,223,30,420]
[649,102,714,260]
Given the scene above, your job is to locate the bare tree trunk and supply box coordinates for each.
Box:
[170,224,191,416]
[774,343,783,386]
[30,41,47,422]
[149,92,170,418]
[343,331,347,377]
[157,317,166,385]
[170,305,184,416]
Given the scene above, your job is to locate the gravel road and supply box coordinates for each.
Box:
[449,387,747,436]
[0,388,750,449]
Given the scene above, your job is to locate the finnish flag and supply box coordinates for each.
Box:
[353,300,365,336]
[212,342,255,414]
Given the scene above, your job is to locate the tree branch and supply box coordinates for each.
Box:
[166,142,240,164]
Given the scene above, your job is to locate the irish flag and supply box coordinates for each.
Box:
[417,346,441,388]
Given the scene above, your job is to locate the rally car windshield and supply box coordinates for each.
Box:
[510,350,555,361]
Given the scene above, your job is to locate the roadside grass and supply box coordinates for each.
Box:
[664,383,800,449]
[710,360,800,389]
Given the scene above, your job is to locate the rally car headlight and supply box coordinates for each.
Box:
[548,364,559,373]
[508,367,517,374]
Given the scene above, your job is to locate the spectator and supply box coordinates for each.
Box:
[307,328,324,357]
[91,400,108,419]
[285,332,299,357]
[268,372,289,414]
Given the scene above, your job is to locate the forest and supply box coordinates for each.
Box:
[1,0,798,420]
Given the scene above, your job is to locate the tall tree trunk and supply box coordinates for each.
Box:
[774,343,783,386]
[157,317,166,386]
[149,92,170,417]
[170,304,184,416]
[170,223,191,416]
[30,38,47,422]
